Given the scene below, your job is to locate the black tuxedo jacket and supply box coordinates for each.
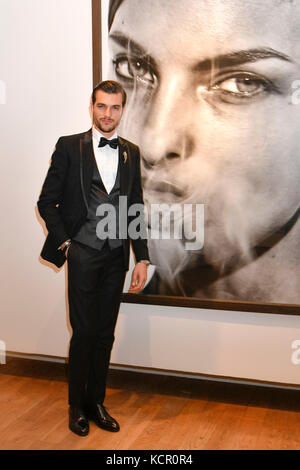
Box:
[37,129,149,269]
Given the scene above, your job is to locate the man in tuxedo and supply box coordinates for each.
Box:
[37,80,150,437]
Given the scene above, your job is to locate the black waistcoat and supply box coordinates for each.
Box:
[73,158,123,251]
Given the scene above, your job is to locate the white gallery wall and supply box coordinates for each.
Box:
[0,0,299,385]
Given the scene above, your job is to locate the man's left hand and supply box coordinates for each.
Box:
[128,262,148,293]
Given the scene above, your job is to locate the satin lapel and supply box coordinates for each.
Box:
[79,129,94,210]
[119,137,130,196]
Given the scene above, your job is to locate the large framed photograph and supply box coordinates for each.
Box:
[92,0,300,315]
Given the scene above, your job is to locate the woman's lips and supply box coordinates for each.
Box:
[143,178,185,204]
[141,156,185,200]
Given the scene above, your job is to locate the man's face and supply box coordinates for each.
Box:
[92,90,123,137]
[108,0,300,273]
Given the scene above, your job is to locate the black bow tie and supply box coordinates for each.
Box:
[98,137,119,149]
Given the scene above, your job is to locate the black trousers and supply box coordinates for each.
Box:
[67,240,126,407]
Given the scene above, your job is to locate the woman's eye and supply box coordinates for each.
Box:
[113,57,132,79]
[218,76,264,94]
[113,56,156,85]
[210,72,273,101]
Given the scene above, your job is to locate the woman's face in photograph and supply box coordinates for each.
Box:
[109,0,300,270]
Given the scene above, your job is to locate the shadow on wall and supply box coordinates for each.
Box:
[35,205,72,357]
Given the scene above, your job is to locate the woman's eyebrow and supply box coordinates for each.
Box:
[193,48,293,72]
[109,33,293,72]
[109,32,147,56]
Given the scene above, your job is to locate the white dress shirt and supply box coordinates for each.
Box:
[92,126,119,194]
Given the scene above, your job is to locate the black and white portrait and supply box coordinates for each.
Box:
[98,0,300,307]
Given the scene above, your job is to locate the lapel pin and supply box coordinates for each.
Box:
[123,151,127,164]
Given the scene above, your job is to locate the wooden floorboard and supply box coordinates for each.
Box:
[1,357,300,450]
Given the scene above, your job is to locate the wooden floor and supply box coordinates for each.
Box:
[1,357,300,450]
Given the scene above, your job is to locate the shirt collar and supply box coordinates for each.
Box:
[92,126,118,142]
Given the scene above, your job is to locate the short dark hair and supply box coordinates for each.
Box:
[92,80,127,107]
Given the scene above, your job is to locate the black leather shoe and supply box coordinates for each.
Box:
[69,407,89,437]
[89,404,120,432]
